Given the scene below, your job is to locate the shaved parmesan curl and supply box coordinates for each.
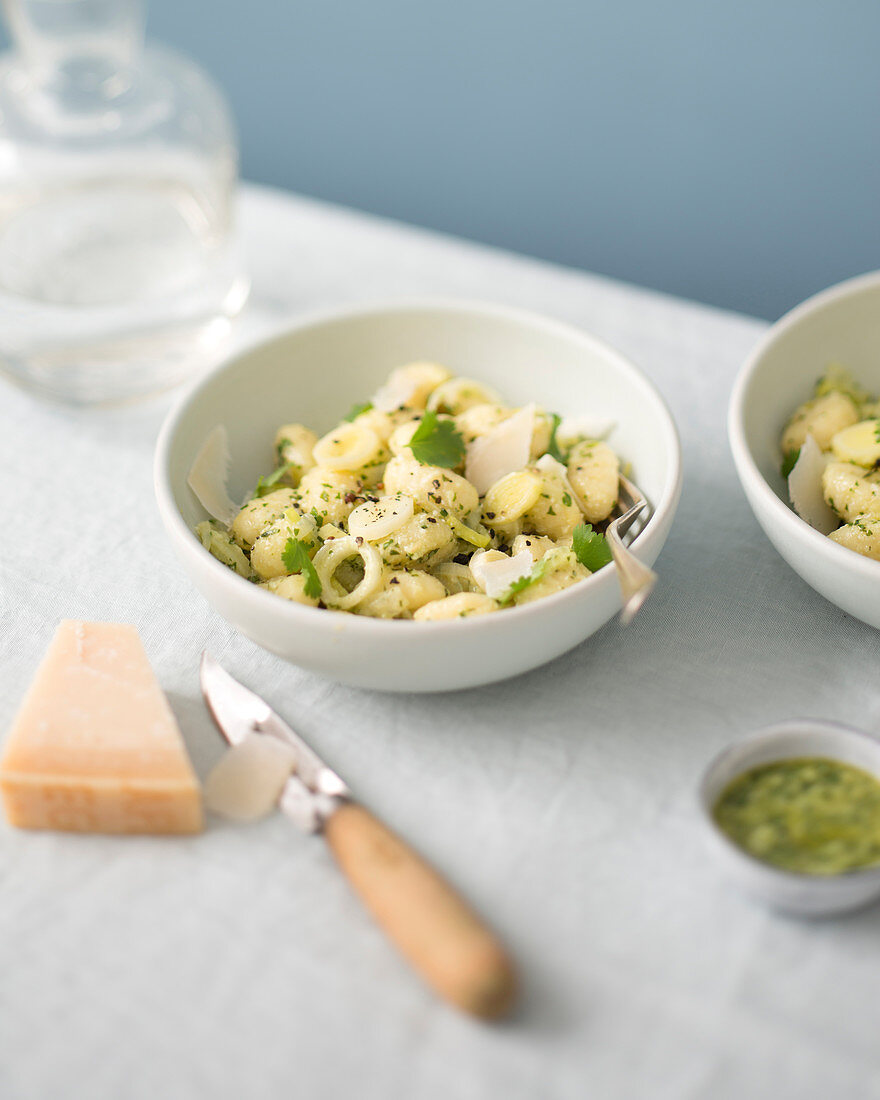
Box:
[465,405,535,495]
[187,425,240,526]
[788,433,837,535]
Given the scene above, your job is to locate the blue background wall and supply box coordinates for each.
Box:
[12,1,880,320]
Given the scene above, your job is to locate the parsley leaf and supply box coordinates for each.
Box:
[282,537,322,599]
[781,448,801,479]
[572,523,613,572]
[343,401,373,423]
[498,558,550,606]
[547,412,567,463]
[254,463,290,498]
[408,411,466,468]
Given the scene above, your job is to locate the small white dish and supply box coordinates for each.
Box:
[729,270,880,629]
[154,300,682,692]
[699,719,880,917]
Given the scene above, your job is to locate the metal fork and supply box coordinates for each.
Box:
[606,474,657,625]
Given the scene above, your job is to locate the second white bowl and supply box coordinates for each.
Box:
[155,301,682,692]
[729,270,880,629]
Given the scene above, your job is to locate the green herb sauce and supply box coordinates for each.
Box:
[713,757,880,875]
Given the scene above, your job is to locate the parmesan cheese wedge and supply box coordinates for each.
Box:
[187,424,239,526]
[0,621,203,834]
[788,433,838,535]
[204,734,297,822]
[465,404,535,495]
[470,549,534,598]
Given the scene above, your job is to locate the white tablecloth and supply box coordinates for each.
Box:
[2,184,879,1100]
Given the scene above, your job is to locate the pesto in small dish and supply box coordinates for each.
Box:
[713,756,880,876]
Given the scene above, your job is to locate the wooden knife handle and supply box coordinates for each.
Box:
[323,801,516,1019]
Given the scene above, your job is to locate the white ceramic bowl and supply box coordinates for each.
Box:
[729,270,880,629]
[699,720,880,916]
[155,301,682,692]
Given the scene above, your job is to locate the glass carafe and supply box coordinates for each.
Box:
[0,0,249,404]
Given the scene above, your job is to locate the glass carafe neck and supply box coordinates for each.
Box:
[3,0,144,91]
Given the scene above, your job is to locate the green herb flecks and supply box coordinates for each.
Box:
[713,757,880,875]
[282,537,322,599]
[572,522,612,572]
[814,363,870,406]
[408,411,466,468]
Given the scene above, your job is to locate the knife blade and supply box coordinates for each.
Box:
[198,653,517,1020]
[200,651,349,800]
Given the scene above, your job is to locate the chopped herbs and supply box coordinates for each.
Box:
[282,537,322,598]
[192,365,631,623]
[572,523,613,572]
[547,412,567,463]
[408,411,466,468]
[781,448,800,479]
[254,463,290,497]
[498,559,550,606]
[343,401,373,422]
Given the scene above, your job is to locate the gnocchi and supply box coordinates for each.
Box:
[781,366,880,563]
[194,363,629,619]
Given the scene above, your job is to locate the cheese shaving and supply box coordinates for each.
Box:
[470,549,534,599]
[187,425,240,527]
[465,404,535,495]
[535,453,567,475]
[372,372,418,413]
[788,433,838,535]
[204,733,298,823]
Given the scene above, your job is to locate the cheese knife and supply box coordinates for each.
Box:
[199,652,516,1019]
